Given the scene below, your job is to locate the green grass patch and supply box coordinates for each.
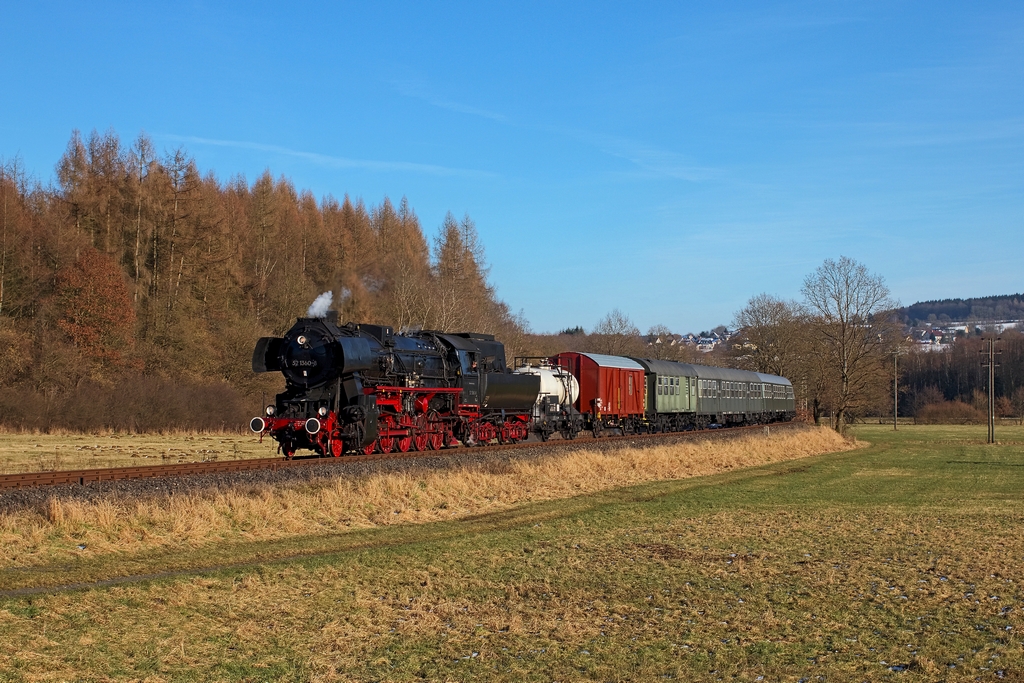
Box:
[2,426,1024,681]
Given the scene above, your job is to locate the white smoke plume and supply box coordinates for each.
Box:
[306,291,333,318]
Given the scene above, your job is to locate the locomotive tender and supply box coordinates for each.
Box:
[250,314,795,457]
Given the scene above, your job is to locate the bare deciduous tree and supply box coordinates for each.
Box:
[732,293,803,378]
[592,309,642,356]
[801,256,900,433]
[1012,386,1024,425]
[646,324,675,360]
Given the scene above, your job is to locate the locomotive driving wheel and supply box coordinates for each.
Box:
[396,415,413,453]
[412,415,429,451]
[426,413,445,450]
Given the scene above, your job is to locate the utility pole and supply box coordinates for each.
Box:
[893,350,898,431]
[884,337,906,431]
[980,337,1001,444]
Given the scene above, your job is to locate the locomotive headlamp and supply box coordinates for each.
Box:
[318,406,328,417]
[265,405,275,416]
[297,335,308,345]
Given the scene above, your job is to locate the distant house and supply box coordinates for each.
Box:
[697,337,717,353]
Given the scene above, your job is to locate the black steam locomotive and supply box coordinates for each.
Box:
[249,312,540,457]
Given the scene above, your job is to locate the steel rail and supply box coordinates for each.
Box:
[0,422,797,491]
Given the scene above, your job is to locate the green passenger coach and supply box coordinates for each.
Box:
[631,357,794,431]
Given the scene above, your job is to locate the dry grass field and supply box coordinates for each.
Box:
[0,428,851,572]
[7,425,1024,681]
[0,432,279,474]
[1,424,1017,476]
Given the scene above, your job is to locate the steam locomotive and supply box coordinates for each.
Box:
[249,312,539,457]
[250,313,795,458]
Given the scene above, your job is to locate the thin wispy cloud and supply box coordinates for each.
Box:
[703,9,865,39]
[158,134,496,178]
[391,79,720,184]
[566,130,721,182]
[392,79,509,123]
[852,118,1024,149]
[391,81,716,182]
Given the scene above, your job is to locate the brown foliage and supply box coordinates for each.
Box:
[0,130,527,431]
[915,401,986,424]
[0,378,248,432]
[52,247,136,368]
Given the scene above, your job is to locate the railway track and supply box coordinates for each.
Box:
[0,422,796,491]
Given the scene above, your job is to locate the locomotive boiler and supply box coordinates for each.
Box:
[249,312,540,457]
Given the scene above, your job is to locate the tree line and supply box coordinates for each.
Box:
[0,130,524,431]
[902,294,1024,326]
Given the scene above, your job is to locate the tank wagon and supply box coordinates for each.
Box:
[512,358,584,441]
[249,312,539,457]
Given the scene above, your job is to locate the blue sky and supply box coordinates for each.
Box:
[1,2,1021,333]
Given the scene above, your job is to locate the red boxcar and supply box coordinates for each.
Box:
[555,352,646,419]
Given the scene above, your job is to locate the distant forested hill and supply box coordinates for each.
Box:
[901,294,1024,325]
